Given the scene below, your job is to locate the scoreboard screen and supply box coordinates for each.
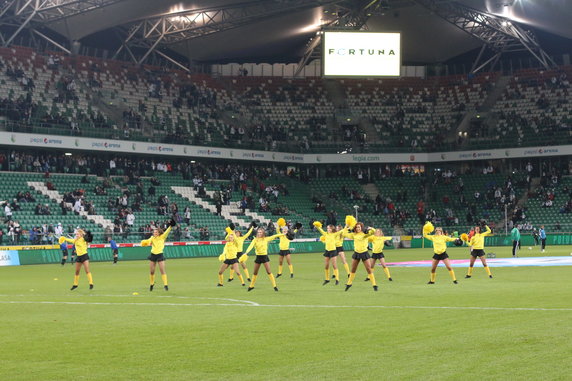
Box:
[322,31,401,77]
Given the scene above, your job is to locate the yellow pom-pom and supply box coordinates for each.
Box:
[319,235,326,242]
[58,236,66,245]
[277,218,286,227]
[423,222,434,234]
[460,233,469,242]
[225,227,233,235]
[239,254,248,263]
[345,215,357,229]
[140,240,150,247]
[218,254,225,262]
[313,221,322,229]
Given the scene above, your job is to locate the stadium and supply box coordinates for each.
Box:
[0,0,571,379]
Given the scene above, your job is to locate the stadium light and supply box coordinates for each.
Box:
[64,152,72,156]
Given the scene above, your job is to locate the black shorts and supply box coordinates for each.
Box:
[236,251,244,259]
[323,250,338,258]
[336,246,344,253]
[279,250,291,256]
[254,255,270,264]
[352,251,370,261]
[471,249,485,258]
[75,254,90,263]
[432,253,449,261]
[112,249,118,255]
[372,252,385,260]
[61,250,69,257]
[148,253,165,262]
[224,258,238,265]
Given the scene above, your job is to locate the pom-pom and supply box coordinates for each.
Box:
[313,221,322,229]
[225,227,233,235]
[239,254,248,263]
[58,236,66,245]
[140,240,150,247]
[84,231,93,243]
[423,222,434,234]
[345,215,357,229]
[319,235,326,242]
[460,233,469,242]
[294,222,302,230]
[169,218,177,227]
[454,238,463,246]
[250,221,258,228]
[218,254,225,262]
[286,232,295,241]
[277,218,286,227]
[229,223,235,231]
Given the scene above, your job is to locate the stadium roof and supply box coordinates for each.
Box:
[13,0,572,64]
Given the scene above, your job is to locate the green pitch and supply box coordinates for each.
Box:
[1,245,571,381]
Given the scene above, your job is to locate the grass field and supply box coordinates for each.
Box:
[1,245,571,381]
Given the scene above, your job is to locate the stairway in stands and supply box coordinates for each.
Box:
[171,186,265,230]
[28,181,114,229]
[362,183,380,201]
[453,75,512,145]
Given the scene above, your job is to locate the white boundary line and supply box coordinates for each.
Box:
[0,294,260,306]
[0,299,570,311]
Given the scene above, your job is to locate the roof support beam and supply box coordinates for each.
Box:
[114,0,341,67]
[293,0,384,77]
[31,28,70,53]
[0,0,126,49]
[414,0,557,73]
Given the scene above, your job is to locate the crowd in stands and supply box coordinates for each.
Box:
[1,45,572,153]
[2,146,571,244]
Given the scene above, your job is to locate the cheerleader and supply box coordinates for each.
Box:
[141,219,175,291]
[423,224,458,284]
[466,225,493,279]
[315,222,343,285]
[243,228,284,291]
[217,233,245,286]
[59,229,94,290]
[335,225,350,277]
[368,229,394,281]
[344,222,377,291]
[276,220,301,279]
[228,223,255,282]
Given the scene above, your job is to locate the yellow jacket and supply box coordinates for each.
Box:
[369,235,393,253]
[244,234,283,256]
[317,227,342,251]
[334,232,344,248]
[469,226,492,250]
[61,237,88,256]
[226,227,253,253]
[423,233,456,254]
[344,229,374,252]
[278,230,298,250]
[141,226,172,254]
[223,240,239,260]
